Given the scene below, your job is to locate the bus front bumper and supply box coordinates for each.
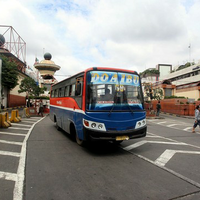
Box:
[83,126,147,141]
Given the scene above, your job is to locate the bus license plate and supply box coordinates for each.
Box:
[116,136,129,141]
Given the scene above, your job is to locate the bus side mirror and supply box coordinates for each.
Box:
[76,83,82,96]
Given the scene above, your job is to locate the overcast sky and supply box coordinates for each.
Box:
[1,0,199,81]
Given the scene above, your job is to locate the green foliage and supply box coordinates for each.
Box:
[18,77,46,97]
[173,62,196,72]
[143,84,163,100]
[140,69,159,77]
[164,95,186,99]
[1,55,18,90]
[18,77,47,107]
[152,88,163,100]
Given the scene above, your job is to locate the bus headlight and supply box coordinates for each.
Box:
[83,119,106,132]
[135,119,146,129]
[98,124,103,129]
[91,123,96,128]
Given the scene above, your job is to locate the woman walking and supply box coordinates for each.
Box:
[192,105,200,133]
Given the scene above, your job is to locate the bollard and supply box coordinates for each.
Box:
[10,110,20,123]
[0,112,11,128]
[22,108,30,118]
[5,112,11,126]
[16,109,21,122]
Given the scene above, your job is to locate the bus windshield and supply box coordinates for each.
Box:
[86,70,144,111]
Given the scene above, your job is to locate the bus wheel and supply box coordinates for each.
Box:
[55,121,61,131]
[76,134,85,146]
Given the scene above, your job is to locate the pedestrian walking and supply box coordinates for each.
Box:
[38,99,44,117]
[192,105,200,133]
[156,100,161,116]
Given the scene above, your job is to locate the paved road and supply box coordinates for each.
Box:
[1,114,200,200]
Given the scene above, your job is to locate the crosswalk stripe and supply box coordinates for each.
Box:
[0,150,20,157]
[0,171,17,181]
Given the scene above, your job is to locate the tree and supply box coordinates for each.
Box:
[18,77,46,107]
[143,83,163,101]
[152,88,163,100]
[1,55,18,90]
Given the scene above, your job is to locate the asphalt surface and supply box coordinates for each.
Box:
[1,112,200,200]
[24,115,199,200]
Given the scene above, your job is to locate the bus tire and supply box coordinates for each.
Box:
[56,122,61,131]
[76,134,85,146]
[71,123,85,146]
[54,116,61,131]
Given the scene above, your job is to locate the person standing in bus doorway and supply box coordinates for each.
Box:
[156,100,161,116]
[38,99,44,117]
[192,105,200,133]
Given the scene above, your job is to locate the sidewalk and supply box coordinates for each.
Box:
[0,106,49,118]
[147,112,195,120]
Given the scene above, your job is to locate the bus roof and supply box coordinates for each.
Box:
[52,67,138,87]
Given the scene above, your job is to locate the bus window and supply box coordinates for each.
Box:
[70,84,75,96]
[55,89,58,97]
[60,87,65,97]
[51,90,54,98]
[58,88,62,97]
[64,86,70,97]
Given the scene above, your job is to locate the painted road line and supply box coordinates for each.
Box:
[148,132,200,150]
[146,135,161,138]
[156,121,167,124]
[0,171,17,181]
[0,132,26,136]
[0,150,20,157]
[123,140,187,151]
[11,124,32,127]
[8,127,30,131]
[183,127,192,131]
[167,124,179,127]
[20,120,35,123]
[155,149,200,167]
[124,149,200,189]
[0,140,23,145]
[13,116,45,200]
[21,118,39,122]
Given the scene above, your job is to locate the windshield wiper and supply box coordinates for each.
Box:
[126,103,133,114]
[108,103,115,116]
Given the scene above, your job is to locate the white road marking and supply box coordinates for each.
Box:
[13,117,44,200]
[128,150,200,188]
[11,124,32,127]
[0,171,17,181]
[0,132,26,136]
[122,131,200,189]
[23,117,40,120]
[8,127,30,131]
[167,124,178,127]
[183,127,192,131]
[146,135,161,138]
[123,140,187,151]
[156,121,167,124]
[20,120,35,123]
[0,140,22,145]
[155,149,200,167]
[0,150,20,157]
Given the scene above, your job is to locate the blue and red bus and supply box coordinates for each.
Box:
[50,67,146,145]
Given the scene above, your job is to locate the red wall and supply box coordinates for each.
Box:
[8,94,26,107]
[145,99,196,116]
